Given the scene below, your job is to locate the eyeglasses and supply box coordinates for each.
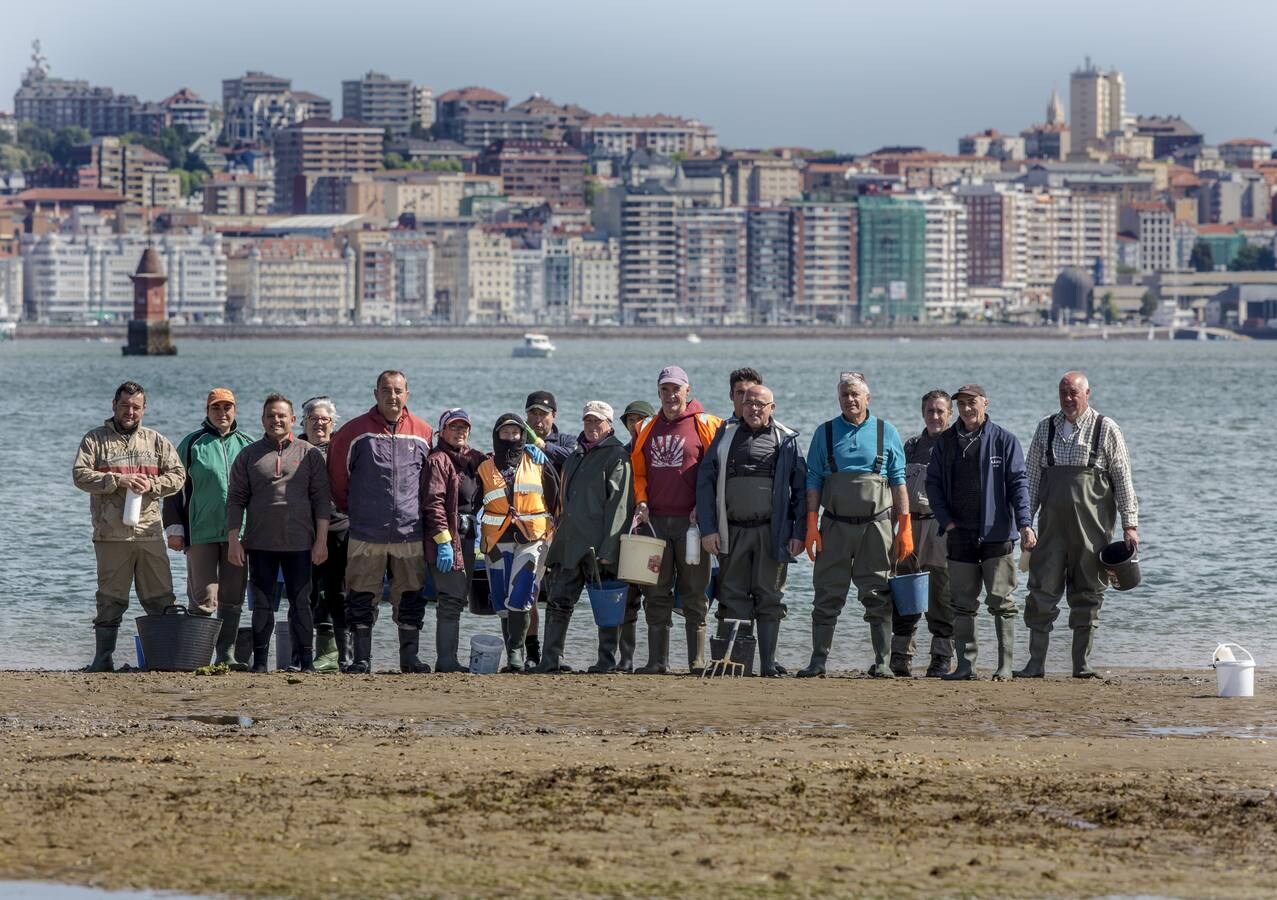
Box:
[742,400,773,409]
[307,416,333,425]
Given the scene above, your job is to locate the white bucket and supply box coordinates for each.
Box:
[469,634,505,674]
[1211,642,1255,698]
[618,530,665,586]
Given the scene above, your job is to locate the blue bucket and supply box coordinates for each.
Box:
[587,581,628,628]
[890,571,929,616]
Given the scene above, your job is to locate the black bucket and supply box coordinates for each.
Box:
[709,634,756,675]
[468,561,494,616]
[135,606,220,671]
[1098,541,1141,591]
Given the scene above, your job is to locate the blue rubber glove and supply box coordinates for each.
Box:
[525,444,548,465]
[436,541,455,572]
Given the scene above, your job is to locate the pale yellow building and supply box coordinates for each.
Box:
[568,236,619,322]
[225,236,355,324]
[434,227,514,323]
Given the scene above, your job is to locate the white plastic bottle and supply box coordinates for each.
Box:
[685,523,702,565]
[122,489,143,528]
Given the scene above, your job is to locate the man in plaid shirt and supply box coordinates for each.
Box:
[1017,371,1139,679]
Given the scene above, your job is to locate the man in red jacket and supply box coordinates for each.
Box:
[630,365,723,674]
[327,370,433,674]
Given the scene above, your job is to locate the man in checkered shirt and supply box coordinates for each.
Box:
[1016,371,1139,679]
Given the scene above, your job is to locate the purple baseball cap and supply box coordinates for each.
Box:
[438,408,471,430]
[657,365,690,387]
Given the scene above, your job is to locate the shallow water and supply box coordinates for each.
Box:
[0,883,207,899]
[1,336,1273,672]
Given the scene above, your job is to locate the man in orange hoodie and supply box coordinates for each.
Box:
[631,365,723,674]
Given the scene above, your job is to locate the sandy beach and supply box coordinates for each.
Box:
[1,668,1274,899]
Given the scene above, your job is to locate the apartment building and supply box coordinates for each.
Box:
[790,201,858,324]
[676,207,748,324]
[225,236,354,324]
[273,118,384,213]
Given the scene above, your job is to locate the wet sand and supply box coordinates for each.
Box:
[1,668,1274,899]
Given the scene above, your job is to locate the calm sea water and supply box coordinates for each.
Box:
[1,336,1271,672]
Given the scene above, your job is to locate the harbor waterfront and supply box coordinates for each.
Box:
[0,335,1271,672]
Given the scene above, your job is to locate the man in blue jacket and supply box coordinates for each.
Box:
[696,385,806,677]
[925,384,1036,681]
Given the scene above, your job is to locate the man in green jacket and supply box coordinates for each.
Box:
[163,387,254,666]
[536,401,633,673]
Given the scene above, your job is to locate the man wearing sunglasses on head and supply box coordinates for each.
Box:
[799,372,913,679]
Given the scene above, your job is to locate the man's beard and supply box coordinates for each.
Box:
[114,417,140,435]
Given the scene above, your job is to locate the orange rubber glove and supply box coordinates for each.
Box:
[804,510,822,561]
[893,513,914,562]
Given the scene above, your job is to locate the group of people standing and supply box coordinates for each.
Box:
[71,364,1138,680]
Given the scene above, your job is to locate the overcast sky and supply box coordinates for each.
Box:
[4,0,1275,153]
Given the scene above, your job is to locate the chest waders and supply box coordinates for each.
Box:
[717,451,789,675]
[897,444,955,677]
[1018,415,1116,678]
[798,418,895,678]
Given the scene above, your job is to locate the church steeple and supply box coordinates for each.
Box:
[1046,87,1065,126]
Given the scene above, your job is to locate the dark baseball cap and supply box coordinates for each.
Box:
[622,400,655,421]
[524,390,557,413]
[952,384,987,400]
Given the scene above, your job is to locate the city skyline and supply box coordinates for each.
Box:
[4,0,1275,152]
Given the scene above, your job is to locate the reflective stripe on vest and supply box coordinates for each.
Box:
[477,455,549,550]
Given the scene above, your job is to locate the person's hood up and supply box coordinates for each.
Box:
[492,412,528,470]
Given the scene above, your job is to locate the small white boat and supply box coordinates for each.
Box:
[686,333,702,344]
[512,333,555,358]
[0,321,15,341]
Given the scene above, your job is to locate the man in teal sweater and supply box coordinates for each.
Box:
[799,372,913,678]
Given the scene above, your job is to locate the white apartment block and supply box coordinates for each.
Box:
[511,245,546,322]
[919,193,970,320]
[0,253,23,321]
[225,237,354,324]
[619,188,679,324]
[414,86,435,130]
[1024,189,1118,300]
[387,233,435,324]
[22,230,227,323]
[580,115,717,158]
[1119,203,1175,273]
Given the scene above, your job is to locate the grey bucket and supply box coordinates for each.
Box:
[135,606,220,671]
[1098,541,1141,591]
